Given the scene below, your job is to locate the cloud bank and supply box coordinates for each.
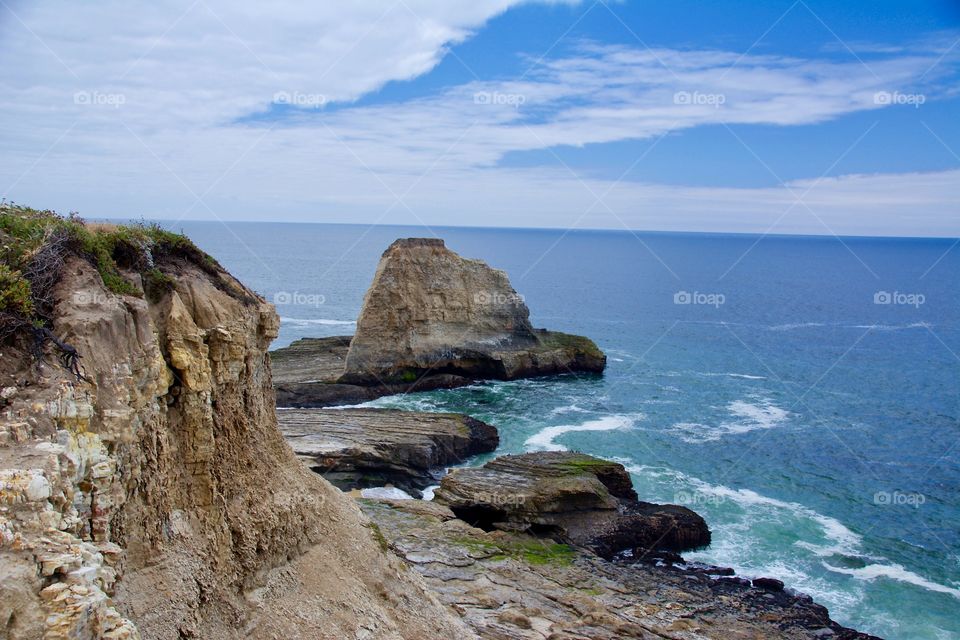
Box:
[0,0,957,236]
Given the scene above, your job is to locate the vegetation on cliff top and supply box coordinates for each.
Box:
[0,201,221,340]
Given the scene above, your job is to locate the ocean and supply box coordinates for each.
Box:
[168,220,959,640]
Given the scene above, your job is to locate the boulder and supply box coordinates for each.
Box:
[340,238,605,385]
[432,451,710,559]
[278,408,498,496]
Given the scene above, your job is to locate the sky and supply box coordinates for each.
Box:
[1,0,958,237]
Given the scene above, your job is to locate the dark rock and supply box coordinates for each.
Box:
[271,336,474,407]
[753,577,786,592]
[432,451,710,558]
[278,408,498,496]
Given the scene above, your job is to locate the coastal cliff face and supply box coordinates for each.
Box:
[0,247,468,638]
[341,238,605,384]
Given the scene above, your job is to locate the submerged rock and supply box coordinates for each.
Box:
[340,238,606,385]
[433,451,711,559]
[278,408,498,496]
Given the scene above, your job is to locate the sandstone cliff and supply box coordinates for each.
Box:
[0,215,469,639]
[341,238,605,385]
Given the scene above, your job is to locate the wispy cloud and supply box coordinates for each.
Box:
[0,1,957,235]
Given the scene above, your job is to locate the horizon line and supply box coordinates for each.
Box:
[92,215,960,242]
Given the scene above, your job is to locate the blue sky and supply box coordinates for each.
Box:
[1,0,958,236]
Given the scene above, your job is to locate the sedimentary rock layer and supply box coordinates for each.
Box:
[278,408,499,496]
[272,336,474,407]
[433,451,711,558]
[0,251,469,638]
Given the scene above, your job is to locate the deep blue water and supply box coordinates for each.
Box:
[167,220,959,640]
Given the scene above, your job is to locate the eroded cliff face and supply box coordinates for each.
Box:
[0,254,469,639]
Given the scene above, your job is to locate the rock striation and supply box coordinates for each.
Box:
[433,452,711,559]
[278,408,498,497]
[340,238,606,385]
[272,336,474,408]
[0,237,469,638]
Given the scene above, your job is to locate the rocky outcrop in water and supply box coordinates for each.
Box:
[340,238,606,385]
[433,452,711,559]
[0,233,468,638]
[278,408,498,497]
[272,336,474,408]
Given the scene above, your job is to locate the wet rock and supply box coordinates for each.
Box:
[272,336,474,407]
[753,577,786,592]
[433,451,711,558]
[278,408,498,496]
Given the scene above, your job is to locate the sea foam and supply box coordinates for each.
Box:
[525,414,638,452]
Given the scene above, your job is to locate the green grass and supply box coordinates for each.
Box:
[453,535,575,566]
[538,330,605,359]
[553,454,616,475]
[366,522,390,552]
[0,264,33,317]
[0,202,223,336]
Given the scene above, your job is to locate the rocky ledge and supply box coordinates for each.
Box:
[278,408,498,497]
[360,498,879,640]
[433,452,711,559]
[272,336,476,407]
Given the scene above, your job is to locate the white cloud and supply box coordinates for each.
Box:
[0,1,957,236]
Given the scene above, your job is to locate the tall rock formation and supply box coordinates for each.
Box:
[341,238,605,385]
[0,229,469,638]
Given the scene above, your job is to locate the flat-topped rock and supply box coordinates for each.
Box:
[278,408,498,496]
[270,336,352,385]
[433,451,710,558]
[272,336,476,407]
[340,238,606,384]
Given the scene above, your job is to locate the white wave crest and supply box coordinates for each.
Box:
[670,398,789,442]
[823,562,960,599]
[525,414,639,452]
[279,317,356,326]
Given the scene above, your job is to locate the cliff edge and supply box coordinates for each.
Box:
[0,207,469,639]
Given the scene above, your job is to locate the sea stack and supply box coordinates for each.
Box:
[340,238,606,384]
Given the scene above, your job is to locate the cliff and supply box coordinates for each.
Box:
[0,209,469,639]
[340,238,605,385]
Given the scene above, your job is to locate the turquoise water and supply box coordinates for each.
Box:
[172,221,959,639]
